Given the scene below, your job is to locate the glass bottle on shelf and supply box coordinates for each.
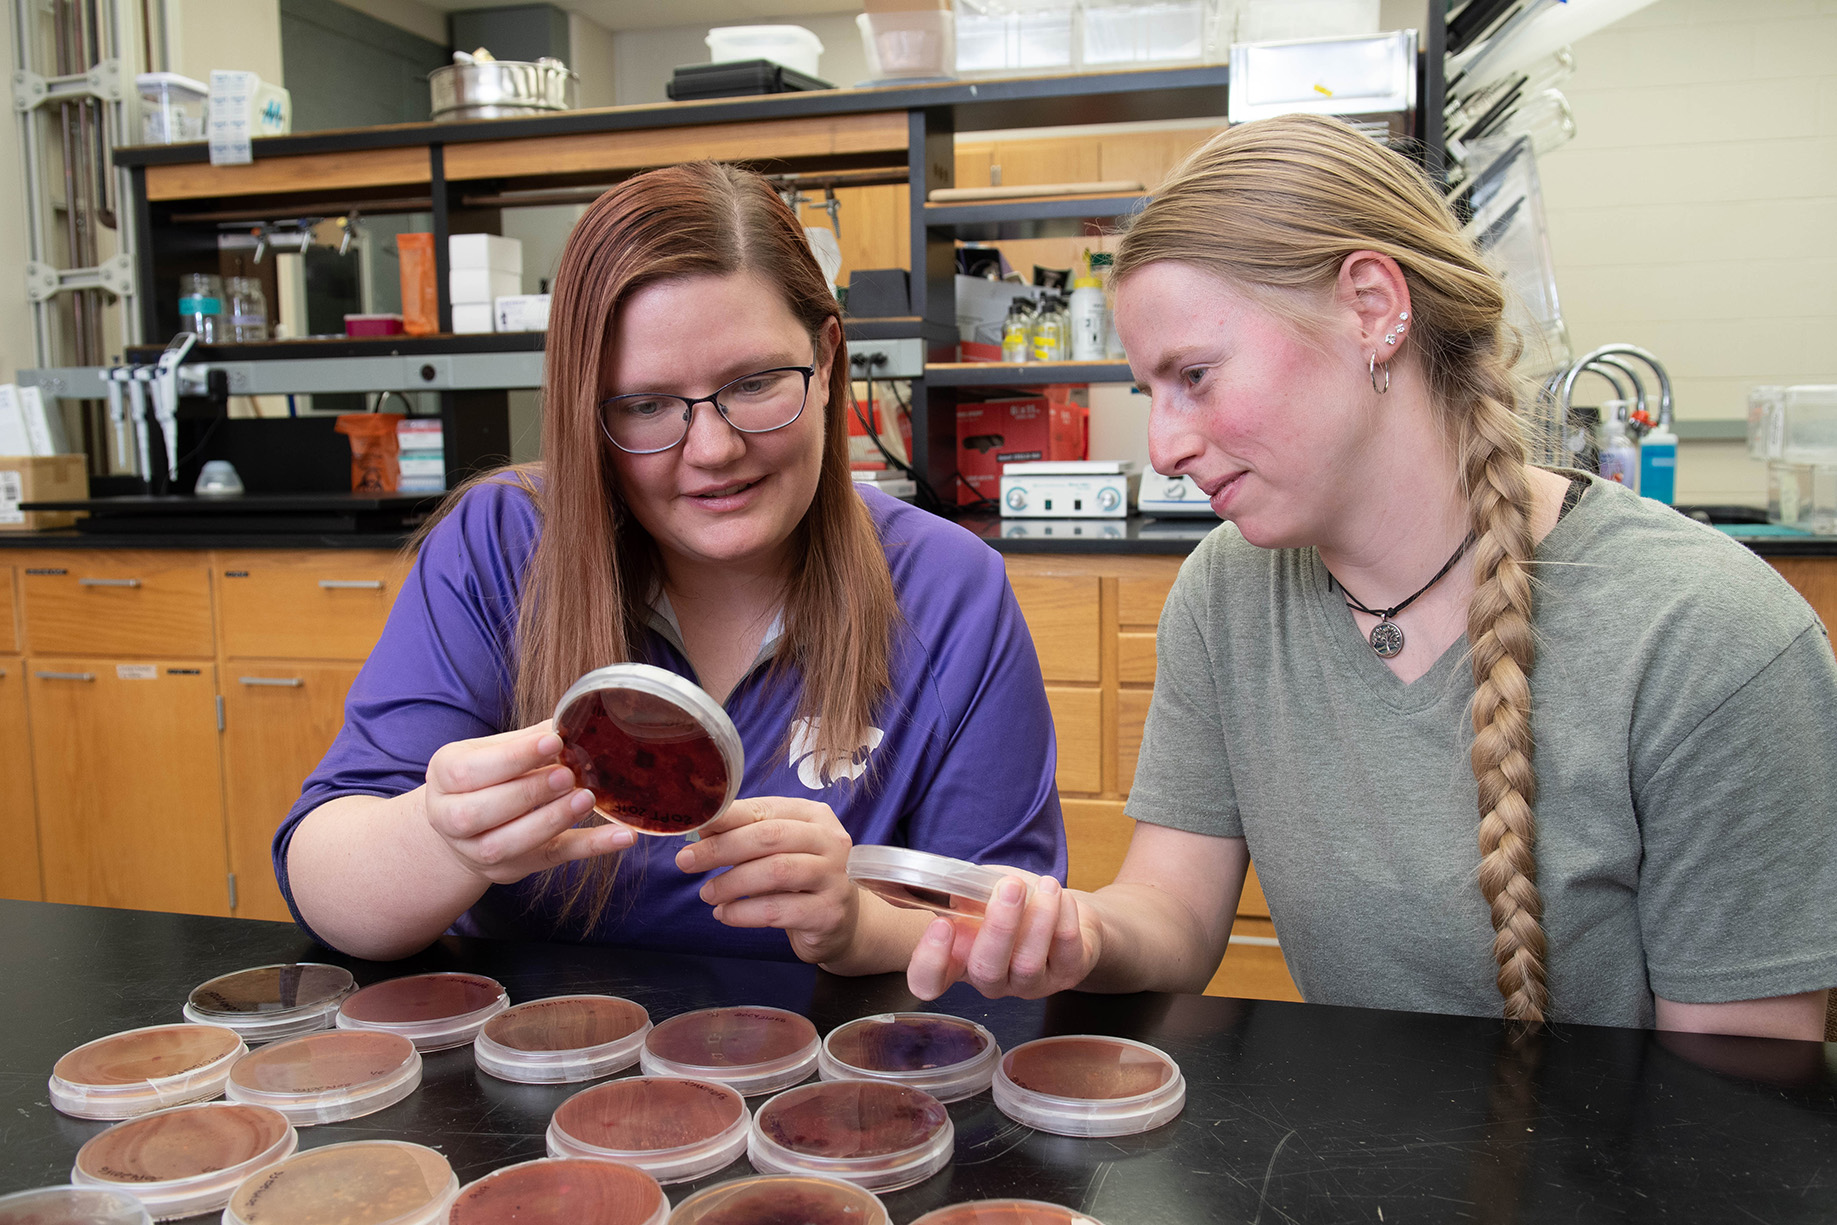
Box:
[178,272,222,342]
[225,276,270,343]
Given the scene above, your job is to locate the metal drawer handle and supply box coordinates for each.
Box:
[319,579,384,590]
[79,577,141,588]
[35,670,95,681]
[238,676,304,687]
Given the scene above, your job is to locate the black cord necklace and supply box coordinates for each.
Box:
[1326,532,1477,659]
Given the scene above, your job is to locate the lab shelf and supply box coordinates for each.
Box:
[925,361,1135,386]
[922,195,1150,241]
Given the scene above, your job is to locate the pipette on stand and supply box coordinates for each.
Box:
[126,366,154,489]
[103,366,136,480]
[150,332,198,489]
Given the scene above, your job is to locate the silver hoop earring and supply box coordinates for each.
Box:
[1370,351,1390,395]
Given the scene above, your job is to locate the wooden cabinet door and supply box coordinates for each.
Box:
[0,659,40,901]
[221,663,362,922]
[0,565,17,654]
[1008,573,1100,682]
[20,552,214,657]
[216,549,405,662]
[29,659,230,916]
[1770,558,1837,639]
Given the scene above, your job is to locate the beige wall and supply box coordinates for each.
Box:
[613,13,869,106]
[569,12,619,110]
[165,0,284,86]
[336,0,447,45]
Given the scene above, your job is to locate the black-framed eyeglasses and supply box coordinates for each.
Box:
[598,365,816,455]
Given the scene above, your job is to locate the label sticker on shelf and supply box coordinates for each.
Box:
[0,470,22,524]
[116,664,157,680]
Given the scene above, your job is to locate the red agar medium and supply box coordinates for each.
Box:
[55,1024,244,1088]
[75,1102,292,1184]
[480,995,647,1051]
[667,1174,890,1225]
[1000,1037,1173,1100]
[756,1080,949,1160]
[645,1006,818,1070]
[222,1140,457,1225]
[556,684,730,835]
[338,973,504,1025]
[911,1203,1106,1225]
[551,1077,746,1152]
[449,1159,667,1225]
[188,964,355,1017]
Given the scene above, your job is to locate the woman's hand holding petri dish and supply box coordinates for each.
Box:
[423,720,635,885]
[906,872,1101,1002]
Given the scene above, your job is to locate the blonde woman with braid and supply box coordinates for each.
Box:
[906,114,1837,1038]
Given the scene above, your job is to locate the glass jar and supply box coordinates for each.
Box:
[178,272,222,343]
[225,276,269,343]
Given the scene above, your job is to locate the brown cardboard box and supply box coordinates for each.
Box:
[0,454,88,530]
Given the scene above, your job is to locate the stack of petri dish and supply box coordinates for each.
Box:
[845,846,1011,919]
[0,1187,152,1225]
[640,1005,820,1096]
[449,1158,669,1225]
[335,972,509,1051]
[991,1035,1186,1137]
[912,1203,1107,1224]
[49,1023,247,1120]
[224,1029,423,1124]
[70,1101,297,1219]
[668,1174,890,1225]
[221,1140,457,1225]
[546,1076,750,1183]
[474,994,650,1084]
[748,1079,954,1192]
[819,1012,1000,1102]
[183,963,355,1043]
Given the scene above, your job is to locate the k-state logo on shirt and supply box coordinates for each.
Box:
[788,718,886,789]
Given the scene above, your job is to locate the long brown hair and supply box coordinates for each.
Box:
[1116,115,1547,1021]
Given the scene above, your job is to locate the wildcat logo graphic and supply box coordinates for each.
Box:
[788,718,885,789]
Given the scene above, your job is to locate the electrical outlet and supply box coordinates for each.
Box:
[846,338,923,379]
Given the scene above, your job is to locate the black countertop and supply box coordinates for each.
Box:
[3,900,1834,1223]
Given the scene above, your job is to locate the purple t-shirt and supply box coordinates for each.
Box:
[277,480,1066,960]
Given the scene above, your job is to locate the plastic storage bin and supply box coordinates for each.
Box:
[955,0,1076,75]
[706,26,824,78]
[137,72,207,143]
[1082,1,1206,67]
[859,10,957,80]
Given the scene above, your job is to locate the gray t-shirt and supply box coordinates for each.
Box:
[1127,475,1837,1028]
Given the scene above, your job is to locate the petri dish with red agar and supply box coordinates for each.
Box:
[50,1023,247,1120]
[0,1186,152,1225]
[845,846,1012,920]
[224,1029,422,1125]
[222,1139,457,1225]
[546,1076,749,1184]
[667,1174,890,1225]
[70,1100,297,1219]
[553,663,744,838]
[911,1202,1107,1225]
[335,971,508,1051]
[473,994,650,1084]
[819,1012,1000,1103]
[449,1158,668,1225]
[748,1078,953,1192]
[183,963,355,1043]
[992,1035,1186,1137]
[640,1005,820,1096]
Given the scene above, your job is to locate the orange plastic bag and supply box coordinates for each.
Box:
[335,413,405,493]
[398,232,437,337]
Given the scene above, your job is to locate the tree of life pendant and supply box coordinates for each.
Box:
[1369,620,1404,658]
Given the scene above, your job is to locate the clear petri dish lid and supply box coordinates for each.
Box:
[221,1140,457,1225]
[474,994,651,1084]
[71,1101,297,1220]
[911,1202,1109,1225]
[0,1186,152,1225]
[640,1006,820,1097]
[748,1078,953,1193]
[992,1035,1186,1138]
[845,846,1012,920]
[553,663,744,838]
[183,964,354,1043]
[450,1158,668,1225]
[335,972,509,1051]
[819,1013,1000,1103]
[224,1030,422,1126]
[547,1076,750,1185]
[667,1174,890,1225]
[50,1023,247,1121]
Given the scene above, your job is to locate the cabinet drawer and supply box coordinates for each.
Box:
[1117,630,1157,685]
[1009,573,1100,682]
[1046,685,1103,794]
[1116,687,1153,794]
[1062,797,1130,893]
[1117,571,1178,627]
[0,566,16,654]
[216,550,405,661]
[0,660,40,901]
[21,552,214,657]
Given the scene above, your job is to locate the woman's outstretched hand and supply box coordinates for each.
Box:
[906,872,1102,1001]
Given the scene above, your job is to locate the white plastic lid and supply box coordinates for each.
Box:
[335,972,509,1051]
[71,1101,298,1219]
[184,963,355,1043]
[546,1076,750,1185]
[845,845,1011,920]
[818,1013,999,1103]
[449,1158,668,1225]
[135,71,209,95]
[473,994,651,1084]
[991,1035,1186,1137]
[553,664,743,839]
[224,1030,423,1126]
[748,1079,953,1192]
[705,25,825,53]
[668,1174,889,1225]
[222,1140,458,1225]
[639,1006,819,1097]
[50,1023,247,1121]
[0,1186,152,1225]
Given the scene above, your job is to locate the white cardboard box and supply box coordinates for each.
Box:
[495,294,551,332]
[452,302,495,334]
[448,233,522,273]
[449,268,520,305]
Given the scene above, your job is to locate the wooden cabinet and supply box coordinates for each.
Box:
[215,550,405,661]
[1770,559,1837,639]
[19,551,214,657]
[0,659,40,901]
[0,564,17,653]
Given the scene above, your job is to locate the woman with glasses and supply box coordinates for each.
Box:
[277,163,1066,967]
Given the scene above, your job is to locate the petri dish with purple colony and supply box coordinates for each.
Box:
[335,971,508,1051]
[474,994,651,1084]
[70,1101,297,1219]
[50,1023,247,1120]
[225,1029,422,1125]
[640,1006,820,1096]
[819,1012,1000,1102]
[221,1139,457,1225]
[183,963,355,1043]
[449,1158,668,1225]
[911,1202,1108,1225]
[844,846,1011,921]
[748,1078,953,1192]
[553,663,744,838]
[546,1075,750,1184]
[992,1035,1186,1137]
[667,1173,891,1225]
[0,1187,151,1225]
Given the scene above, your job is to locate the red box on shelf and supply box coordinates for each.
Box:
[955,386,1088,506]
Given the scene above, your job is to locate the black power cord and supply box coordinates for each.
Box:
[847,353,948,515]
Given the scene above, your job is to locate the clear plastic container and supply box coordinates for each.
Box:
[819,1013,999,1102]
[546,1076,751,1184]
[912,1203,1107,1225]
[858,10,957,80]
[334,972,508,1051]
[221,1140,457,1225]
[705,25,824,77]
[0,1186,152,1225]
[1081,1,1205,66]
[748,1079,953,1192]
[449,1158,668,1225]
[473,994,651,1084]
[183,963,355,1044]
[667,1174,890,1225]
[955,0,1076,75]
[50,1023,247,1120]
[640,1006,819,1096]
[136,72,208,143]
[225,276,270,343]
[992,1035,1185,1137]
[554,664,744,838]
[71,1101,297,1220]
[846,845,1012,920]
[178,272,222,344]
[224,1030,422,1125]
